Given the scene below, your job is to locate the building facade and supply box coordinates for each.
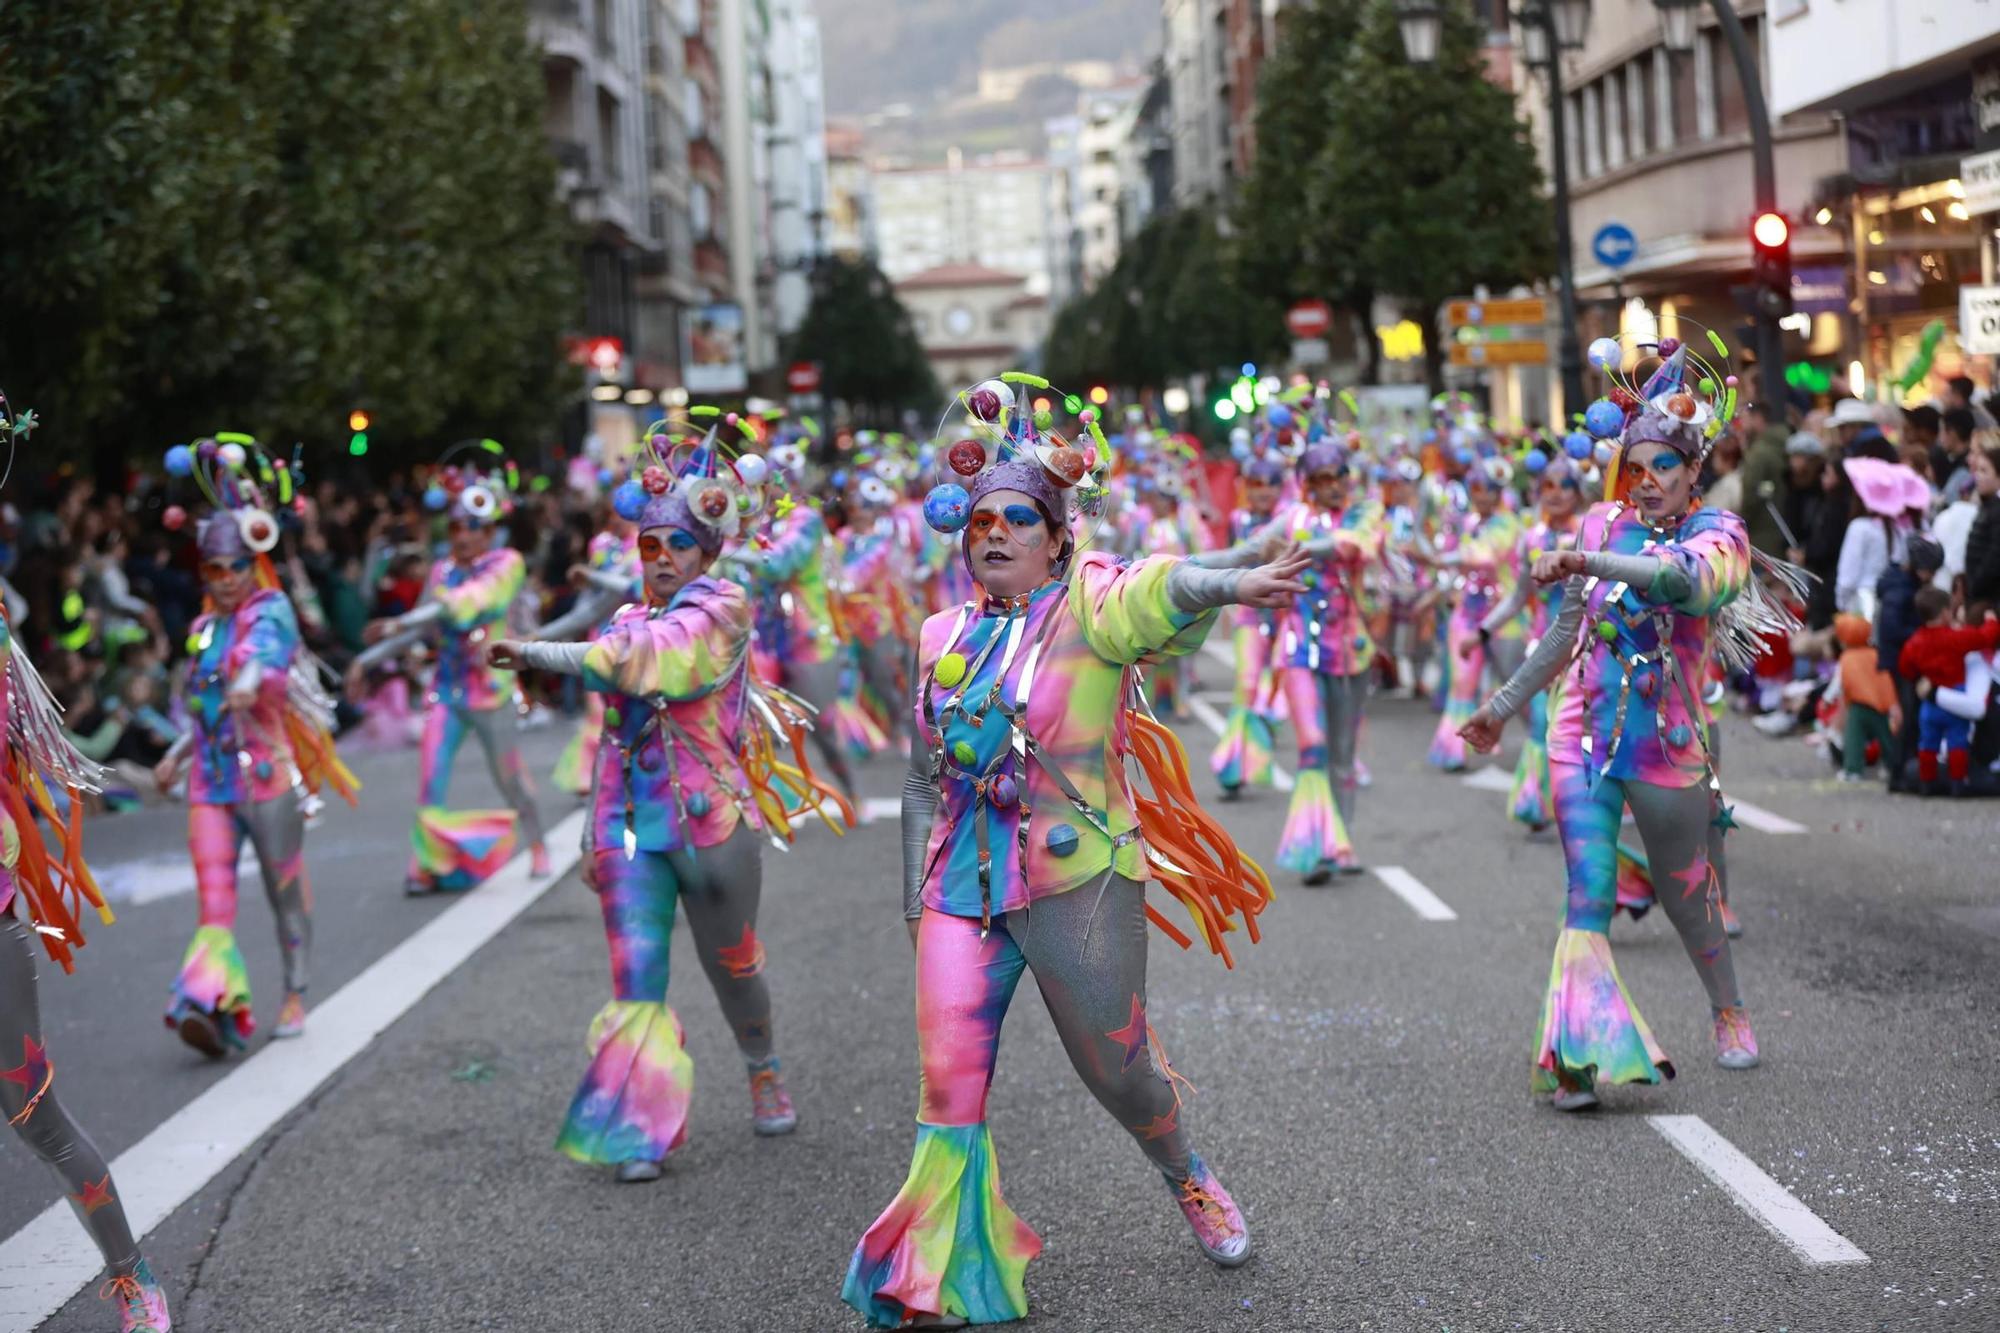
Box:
[894,263,1053,388]
[1163,0,1231,206]
[1076,80,1150,286]
[872,153,1055,297]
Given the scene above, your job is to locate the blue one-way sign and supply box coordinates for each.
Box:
[1592,222,1637,270]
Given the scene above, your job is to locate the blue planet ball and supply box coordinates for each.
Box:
[1522,449,1549,474]
[1046,823,1080,857]
[596,467,614,487]
[1454,448,1474,467]
[924,483,971,533]
[423,485,448,511]
[1563,431,1594,460]
[164,444,194,478]
[1667,724,1692,748]
[1587,336,1623,373]
[1584,399,1627,438]
[1266,403,1294,429]
[686,791,711,818]
[611,480,649,522]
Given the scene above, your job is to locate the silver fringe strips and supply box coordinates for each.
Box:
[1710,549,1813,675]
[7,648,105,794]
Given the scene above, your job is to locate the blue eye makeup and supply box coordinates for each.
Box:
[1002,504,1041,528]
[667,531,699,551]
[1649,452,1684,472]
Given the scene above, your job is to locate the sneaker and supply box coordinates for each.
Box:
[1219,784,1241,802]
[1713,1007,1760,1070]
[403,875,436,898]
[529,843,552,877]
[1718,902,1743,940]
[101,1258,171,1332]
[272,993,307,1039]
[1835,770,1867,784]
[614,1160,663,1183]
[1168,1155,1250,1267]
[175,1014,227,1062]
[1302,863,1333,887]
[748,1060,797,1136]
[1550,1085,1599,1112]
[906,1316,969,1330]
[1753,711,1798,738]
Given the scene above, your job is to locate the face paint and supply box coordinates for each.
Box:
[201,557,253,583]
[1621,448,1687,488]
[637,530,701,562]
[966,504,1047,544]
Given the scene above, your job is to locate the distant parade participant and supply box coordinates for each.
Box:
[1194,435,1384,883]
[1462,336,1803,1111]
[844,376,1303,1329]
[0,393,172,1331]
[156,435,358,1056]
[490,412,852,1182]
[350,444,548,893]
[1210,453,1287,798]
[547,507,639,796]
[1427,456,1523,771]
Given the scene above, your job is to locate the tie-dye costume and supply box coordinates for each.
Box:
[1485,500,1758,1099]
[1428,506,1523,770]
[733,505,855,793]
[1481,514,1581,828]
[1209,508,1280,795]
[166,588,356,1050]
[831,514,909,758]
[847,550,1269,1328]
[357,548,544,889]
[520,577,798,1168]
[551,529,640,794]
[0,550,172,1327]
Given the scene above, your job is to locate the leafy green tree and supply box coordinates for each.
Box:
[0,0,576,468]
[787,256,938,425]
[1304,0,1552,391]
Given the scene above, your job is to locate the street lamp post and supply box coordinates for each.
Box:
[1655,0,1787,414]
[1394,0,1590,425]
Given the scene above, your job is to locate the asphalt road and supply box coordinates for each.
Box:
[18,655,2000,1333]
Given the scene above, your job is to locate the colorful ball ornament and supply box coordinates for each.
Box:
[1586,337,1623,373]
[1045,823,1080,857]
[951,741,977,767]
[423,484,449,511]
[686,791,711,818]
[1593,438,1617,466]
[735,454,769,486]
[217,442,247,468]
[1041,445,1087,486]
[164,445,194,477]
[967,380,1011,422]
[1563,431,1594,460]
[1667,724,1692,748]
[934,651,967,689]
[1583,399,1627,438]
[990,775,1019,808]
[924,483,971,533]
[946,439,986,477]
[1656,336,1682,357]
[163,504,187,531]
[1522,449,1549,475]
[611,480,649,522]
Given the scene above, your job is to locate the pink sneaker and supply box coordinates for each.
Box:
[1168,1155,1250,1266]
[748,1059,797,1136]
[529,843,552,877]
[101,1258,171,1332]
[1714,1006,1760,1070]
[272,993,306,1039]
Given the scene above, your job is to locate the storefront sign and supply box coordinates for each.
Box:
[1974,53,2000,149]
[1790,266,1849,316]
[1962,147,2000,216]
[1960,285,2000,356]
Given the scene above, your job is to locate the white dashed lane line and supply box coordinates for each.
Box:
[1648,1114,1870,1267]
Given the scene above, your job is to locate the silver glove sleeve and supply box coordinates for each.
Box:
[1486,575,1585,720]
[1581,550,1692,604]
[1166,562,1246,613]
[901,728,937,921]
[517,640,593,676]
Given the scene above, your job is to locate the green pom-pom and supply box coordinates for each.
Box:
[1595,619,1618,643]
[934,652,967,689]
[952,740,977,766]
[1033,409,1054,430]
[1062,394,1083,414]
[1698,377,1716,395]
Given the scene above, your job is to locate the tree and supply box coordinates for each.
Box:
[787,256,938,425]
[1304,0,1553,392]
[0,0,576,468]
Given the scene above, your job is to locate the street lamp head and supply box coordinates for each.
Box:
[1517,13,1551,68]
[1392,0,1444,65]
[1551,0,1591,50]
[1652,0,1699,53]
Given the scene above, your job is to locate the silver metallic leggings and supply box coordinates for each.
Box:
[782,657,856,795]
[191,797,310,994]
[418,701,546,848]
[0,909,142,1277]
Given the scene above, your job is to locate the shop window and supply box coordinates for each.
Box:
[1605,69,1626,170]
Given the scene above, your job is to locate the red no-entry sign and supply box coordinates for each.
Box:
[1286,300,1332,339]
[787,361,821,393]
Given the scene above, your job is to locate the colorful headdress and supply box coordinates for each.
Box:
[162,433,301,575]
[921,373,1112,560]
[1580,330,1739,505]
[422,439,517,527]
[608,406,768,557]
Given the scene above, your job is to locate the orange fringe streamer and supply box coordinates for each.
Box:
[741,698,855,841]
[1125,711,1273,969]
[0,763,112,975]
[283,711,361,808]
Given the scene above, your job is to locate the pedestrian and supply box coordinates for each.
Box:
[1734,399,1793,557]
[490,421,851,1182]
[349,446,549,893]
[843,378,1304,1329]
[1897,589,2000,796]
[155,438,359,1056]
[1962,442,2000,604]
[1934,407,1977,502]
[1827,397,1896,462]
[1461,338,1802,1111]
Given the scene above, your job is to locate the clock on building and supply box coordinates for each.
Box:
[944,305,975,338]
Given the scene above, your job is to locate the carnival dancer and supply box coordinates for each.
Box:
[1475,454,1586,830]
[834,473,915,747]
[548,509,640,796]
[1210,454,1287,798]
[1462,336,1802,1110]
[0,395,173,1331]
[156,435,359,1055]
[728,438,859,797]
[491,417,853,1182]
[843,376,1304,1329]
[350,445,547,893]
[1194,440,1384,883]
[1427,458,1523,771]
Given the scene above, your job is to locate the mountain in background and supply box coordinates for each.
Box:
[816,0,1156,158]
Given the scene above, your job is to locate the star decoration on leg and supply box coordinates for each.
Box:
[1,1035,53,1126]
[1137,1106,1179,1141]
[69,1175,116,1215]
[1711,803,1738,835]
[1671,859,1712,902]
[715,924,767,979]
[1107,995,1148,1072]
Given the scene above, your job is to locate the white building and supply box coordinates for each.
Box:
[1162,0,1230,206]
[872,152,1055,297]
[1076,81,1149,286]
[1044,114,1084,306]
[765,0,830,339]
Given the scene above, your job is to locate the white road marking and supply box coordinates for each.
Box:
[1724,799,1807,835]
[95,847,256,906]
[1200,638,1236,671]
[1459,766,1514,792]
[787,796,901,829]
[1647,1115,1869,1267]
[1185,696,1295,792]
[1370,865,1459,922]
[0,810,590,1329]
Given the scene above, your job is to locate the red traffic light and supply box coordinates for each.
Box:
[1752,212,1789,250]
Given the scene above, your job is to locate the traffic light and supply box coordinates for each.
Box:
[347,408,370,456]
[1748,211,1793,318]
[348,409,371,432]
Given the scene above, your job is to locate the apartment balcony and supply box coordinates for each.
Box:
[530,0,590,67]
